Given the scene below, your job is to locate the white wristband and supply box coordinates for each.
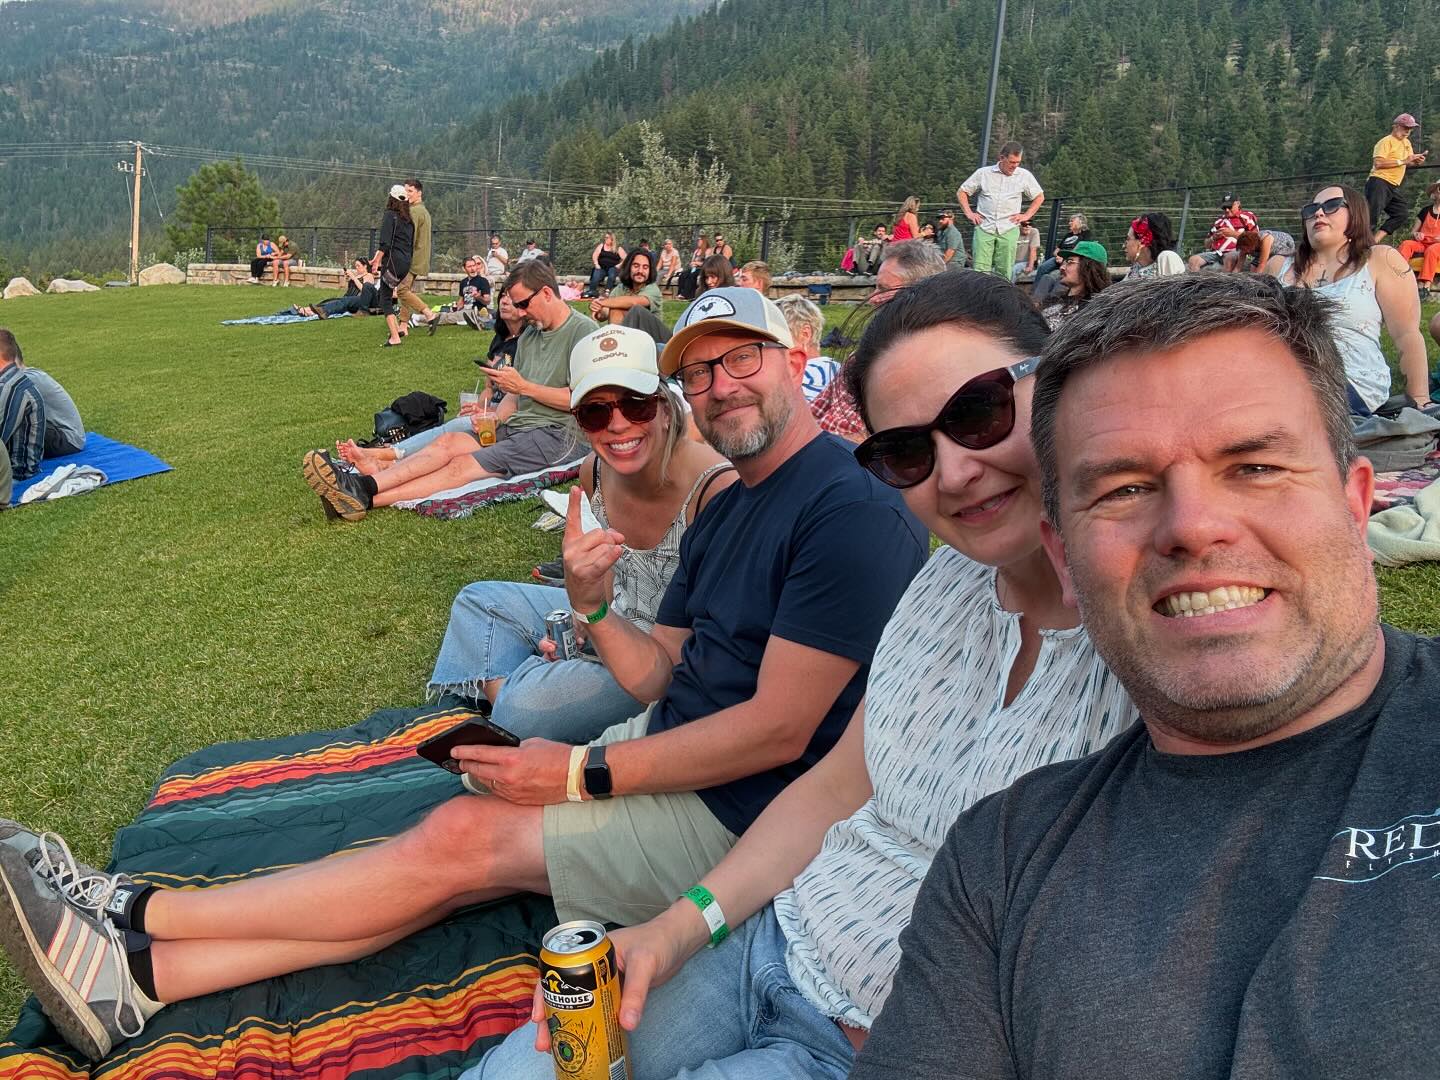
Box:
[566,746,586,803]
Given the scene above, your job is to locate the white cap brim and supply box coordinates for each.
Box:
[570,368,661,408]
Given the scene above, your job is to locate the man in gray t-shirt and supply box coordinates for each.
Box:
[856,274,1440,1080]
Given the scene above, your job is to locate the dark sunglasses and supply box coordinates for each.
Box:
[571,392,661,433]
[1300,195,1347,221]
[510,288,539,310]
[854,357,1040,489]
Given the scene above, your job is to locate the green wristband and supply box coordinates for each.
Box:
[682,885,730,948]
[575,600,609,625]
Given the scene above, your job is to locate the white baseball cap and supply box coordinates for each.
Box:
[388,183,407,199]
[569,326,662,407]
[659,287,795,376]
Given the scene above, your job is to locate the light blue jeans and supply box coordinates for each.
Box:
[463,907,855,1080]
[428,580,643,744]
[394,415,475,456]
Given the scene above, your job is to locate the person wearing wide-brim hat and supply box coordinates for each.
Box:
[1040,239,1110,330]
[1367,112,1427,243]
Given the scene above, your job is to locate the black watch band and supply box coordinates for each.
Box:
[583,745,613,800]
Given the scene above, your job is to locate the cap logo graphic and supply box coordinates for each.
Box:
[599,336,618,352]
[689,295,737,323]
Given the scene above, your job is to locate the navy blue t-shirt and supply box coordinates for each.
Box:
[651,433,928,836]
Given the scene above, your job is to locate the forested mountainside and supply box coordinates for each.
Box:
[0,0,706,270]
[5,0,1436,274]
[425,0,1435,217]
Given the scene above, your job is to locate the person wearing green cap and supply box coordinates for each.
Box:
[1039,239,1109,329]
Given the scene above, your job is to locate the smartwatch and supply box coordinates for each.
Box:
[583,745,613,800]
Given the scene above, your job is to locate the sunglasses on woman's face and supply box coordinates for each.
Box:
[571,392,661,433]
[1300,195,1347,221]
[854,357,1040,489]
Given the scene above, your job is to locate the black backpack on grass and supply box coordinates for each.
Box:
[369,391,447,445]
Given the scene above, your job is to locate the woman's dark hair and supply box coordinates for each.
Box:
[846,269,1050,432]
[386,194,411,220]
[1293,184,1372,280]
[487,288,521,360]
[700,254,734,290]
[1069,256,1111,300]
[1136,212,1175,258]
[619,249,653,289]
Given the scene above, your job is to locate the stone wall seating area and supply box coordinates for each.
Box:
[186,263,885,302]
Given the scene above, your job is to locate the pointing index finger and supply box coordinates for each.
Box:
[563,485,585,542]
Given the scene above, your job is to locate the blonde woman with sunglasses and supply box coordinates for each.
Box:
[429,326,735,742]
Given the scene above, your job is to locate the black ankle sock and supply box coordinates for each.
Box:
[128,884,155,933]
[124,935,159,1000]
[358,475,379,499]
[109,882,155,933]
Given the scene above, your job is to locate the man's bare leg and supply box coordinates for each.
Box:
[142,796,546,946]
[151,916,434,1003]
[373,456,497,507]
[363,432,481,492]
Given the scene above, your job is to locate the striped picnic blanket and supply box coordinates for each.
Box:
[0,705,554,1078]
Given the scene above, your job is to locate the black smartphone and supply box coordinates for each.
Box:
[416,716,521,774]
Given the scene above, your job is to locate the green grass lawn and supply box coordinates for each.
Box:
[0,284,1437,1020]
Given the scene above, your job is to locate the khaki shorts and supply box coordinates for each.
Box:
[543,708,738,926]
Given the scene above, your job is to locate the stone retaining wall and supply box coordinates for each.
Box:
[187,262,884,302]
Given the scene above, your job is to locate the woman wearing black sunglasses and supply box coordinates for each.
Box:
[1264,184,1431,413]
[429,326,736,742]
[481,272,1136,1080]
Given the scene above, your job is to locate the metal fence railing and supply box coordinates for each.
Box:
[203,217,869,277]
[203,165,1440,278]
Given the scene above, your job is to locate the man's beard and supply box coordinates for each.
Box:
[700,391,793,460]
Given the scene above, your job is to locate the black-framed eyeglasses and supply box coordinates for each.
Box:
[676,342,775,396]
[509,287,540,310]
[1300,195,1347,221]
[571,392,661,433]
[854,357,1040,489]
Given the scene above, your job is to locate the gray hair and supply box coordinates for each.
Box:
[881,240,947,285]
[776,295,824,349]
[998,141,1024,158]
[1031,274,1358,526]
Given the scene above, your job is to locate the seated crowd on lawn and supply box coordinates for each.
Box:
[5,127,1440,1080]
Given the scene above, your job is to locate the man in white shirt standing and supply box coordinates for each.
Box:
[485,234,510,281]
[957,141,1045,282]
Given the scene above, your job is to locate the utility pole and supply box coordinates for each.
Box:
[116,142,146,284]
[978,0,1007,171]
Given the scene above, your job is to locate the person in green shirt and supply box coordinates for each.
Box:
[397,178,436,332]
[590,250,670,344]
[303,261,596,521]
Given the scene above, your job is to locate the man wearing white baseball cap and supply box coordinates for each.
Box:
[1368,112,1427,242]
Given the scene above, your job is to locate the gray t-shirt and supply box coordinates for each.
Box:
[507,309,598,432]
[940,223,967,262]
[854,625,1440,1080]
[24,367,84,456]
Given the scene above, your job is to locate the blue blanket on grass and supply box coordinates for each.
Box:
[222,311,354,326]
[10,432,172,506]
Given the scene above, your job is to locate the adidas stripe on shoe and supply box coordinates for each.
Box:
[0,823,162,1060]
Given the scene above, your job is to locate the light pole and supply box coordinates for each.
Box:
[978,0,1007,171]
